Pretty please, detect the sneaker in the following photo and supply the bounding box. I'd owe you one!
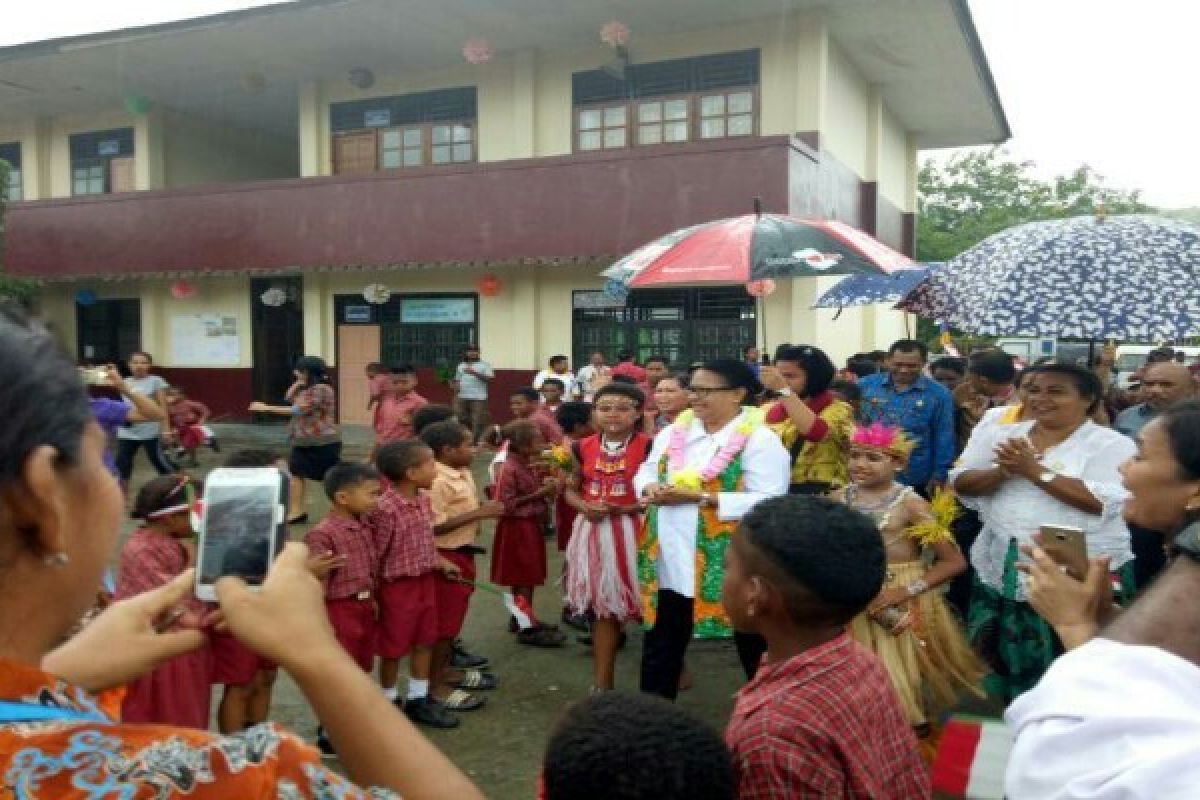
[316,730,337,759]
[402,696,461,729]
[516,625,567,648]
[450,640,489,669]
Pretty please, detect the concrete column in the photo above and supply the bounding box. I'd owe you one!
[866,88,884,181]
[511,49,537,158]
[794,19,828,134]
[298,80,323,177]
[302,273,328,360]
[135,109,166,190]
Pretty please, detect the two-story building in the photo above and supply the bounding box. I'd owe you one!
[0,0,1007,421]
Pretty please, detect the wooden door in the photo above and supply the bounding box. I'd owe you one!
[338,325,381,426]
[109,157,136,193]
[333,132,378,175]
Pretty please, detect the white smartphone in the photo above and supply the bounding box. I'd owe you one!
[195,467,289,602]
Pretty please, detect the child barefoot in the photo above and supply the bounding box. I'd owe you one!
[834,423,985,735]
[116,475,212,728]
[563,385,651,691]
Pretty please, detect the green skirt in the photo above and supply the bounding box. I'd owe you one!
[967,539,1135,703]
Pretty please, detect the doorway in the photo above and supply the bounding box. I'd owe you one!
[337,325,382,426]
[76,297,141,364]
[251,277,305,405]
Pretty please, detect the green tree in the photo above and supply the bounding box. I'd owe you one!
[915,147,1153,343]
[0,159,39,307]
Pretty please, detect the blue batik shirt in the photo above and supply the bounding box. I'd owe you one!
[858,372,956,488]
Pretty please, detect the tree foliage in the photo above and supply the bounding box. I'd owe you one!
[0,159,39,307]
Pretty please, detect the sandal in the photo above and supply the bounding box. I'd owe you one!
[516,626,566,648]
[440,689,486,712]
[452,669,498,691]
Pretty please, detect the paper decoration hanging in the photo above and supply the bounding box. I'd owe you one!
[746,279,777,298]
[74,288,98,307]
[260,287,287,307]
[600,21,631,48]
[478,274,502,297]
[363,283,391,304]
[169,280,198,300]
[462,38,495,65]
[123,95,153,115]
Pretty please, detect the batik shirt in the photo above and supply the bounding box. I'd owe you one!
[0,659,397,799]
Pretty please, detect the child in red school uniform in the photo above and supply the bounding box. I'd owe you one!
[116,474,212,729]
[491,420,566,647]
[303,461,383,755]
[374,364,429,450]
[372,439,464,729]
[554,401,596,632]
[163,386,217,465]
[563,384,652,691]
[366,361,391,427]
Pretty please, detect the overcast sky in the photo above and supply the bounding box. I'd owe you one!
[1,0,1195,208]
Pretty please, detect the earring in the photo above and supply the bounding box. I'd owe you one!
[43,552,69,568]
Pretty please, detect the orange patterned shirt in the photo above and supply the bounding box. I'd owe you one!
[0,658,397,799]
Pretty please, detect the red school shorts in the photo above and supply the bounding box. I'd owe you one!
[377,573,439,659]
[210,632,276,686]
[325,596,378,672]
[436,550,476,641]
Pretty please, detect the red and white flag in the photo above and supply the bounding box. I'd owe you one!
[931,716,1011,799]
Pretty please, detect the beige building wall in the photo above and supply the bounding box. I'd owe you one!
[162,110,298,188]
[878,106,910,209]
[821,42,870,179]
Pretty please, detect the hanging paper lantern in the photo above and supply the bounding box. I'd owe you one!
[478,274,502,297]
[603,278,629,300]
[348,67,375,90]
[746,279,777,298]
[363,283,391,304]
[462,38,495,65]
[260,287,287,307]
[123,94,153,115]
[240,71,267,94]
[74,288,98,307]
[600,21,631,48]
[169,279,197,300]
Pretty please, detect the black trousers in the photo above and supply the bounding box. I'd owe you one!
[115,437,174,482]
[639,590,694,700]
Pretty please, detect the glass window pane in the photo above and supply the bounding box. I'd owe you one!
[381,150,402,168]
[638,102,662,123]
[432,145,451,164]
[403,128,423,147]
[603,128,627,148]
[701,95,725,117]
[579,110,602,130]
[452,143,472,162]
[701,118,726,139]
[90,165,106,180]
[664,121,689,142]
[432,126,451,145]
[728,115,754,136]
[453,125,472,143]
[403,148,423,166]
[380,130,401,148]
[604,106,627,126]
[73,177,87,195]
[729,91,754,114]
[89,175,105,193]
[579,130,603,150]
[638,125,662,145]
[664,99,689,120]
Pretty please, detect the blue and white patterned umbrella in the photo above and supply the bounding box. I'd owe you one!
[897,215,1200,341]
[812,265,938,309]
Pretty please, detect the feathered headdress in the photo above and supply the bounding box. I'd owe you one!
[850,422,915,458]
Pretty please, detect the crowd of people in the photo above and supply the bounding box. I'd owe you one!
[5,299,1200,799]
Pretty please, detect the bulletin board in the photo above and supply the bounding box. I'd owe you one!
[170,314,241,366]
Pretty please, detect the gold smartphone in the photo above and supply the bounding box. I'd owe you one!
[1038,525,1088,580]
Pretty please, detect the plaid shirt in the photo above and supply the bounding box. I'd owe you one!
[374,391,429,443]
[369,490,438,580]
[304,513,377,600]
[726,634,929,799]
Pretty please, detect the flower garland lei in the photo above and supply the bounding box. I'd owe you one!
[667,407,766,491]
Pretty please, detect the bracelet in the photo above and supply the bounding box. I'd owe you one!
[905,579,929,597]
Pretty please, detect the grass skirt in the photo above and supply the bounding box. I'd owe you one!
[564,514,641,622]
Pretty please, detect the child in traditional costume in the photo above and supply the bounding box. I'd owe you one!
[834,423,985,740]
[563,385,652,692]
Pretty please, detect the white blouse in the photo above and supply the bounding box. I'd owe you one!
[950,419,1134,600]
[633,411,791,598]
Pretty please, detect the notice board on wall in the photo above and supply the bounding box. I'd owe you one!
[170,314,240,366]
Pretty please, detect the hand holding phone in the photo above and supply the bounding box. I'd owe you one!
[196,468,289,601]
[1036,524,1088,580]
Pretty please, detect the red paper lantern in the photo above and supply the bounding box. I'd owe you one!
[170,279,198,300]
[478,274,502,297]
[746,279,777,298]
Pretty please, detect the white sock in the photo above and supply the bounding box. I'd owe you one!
[382,687,399,701]
[407,678,429,701]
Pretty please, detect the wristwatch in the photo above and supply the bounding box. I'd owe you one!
[1037,469,1057,485]
[1174,521,1200,563]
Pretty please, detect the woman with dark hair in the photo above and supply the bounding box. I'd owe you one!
[760,344,855,496]
[951,363,1135,700]
[249,355,342,523]
[114,350,174,482]
[634,358,790,697]
[0,305,481,799]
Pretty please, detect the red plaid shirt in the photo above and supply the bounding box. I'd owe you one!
[369,490,438,580]
[726,634,929,800]
[116,528,209,616]
[304,513,377,600]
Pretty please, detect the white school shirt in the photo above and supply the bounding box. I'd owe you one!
[950,419,1134,600]
[633,411,790,598]
[532,369,575,400]
[1006,637,1200,799]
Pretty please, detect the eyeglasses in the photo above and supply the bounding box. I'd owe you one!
[688,385,736,398]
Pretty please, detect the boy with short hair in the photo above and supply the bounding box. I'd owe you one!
[304,461,384,754]
[722,495,929,799]
[421,420,505,709]
[510,386,564,445]
[372,439,463,729]
[366,361,391,421]
[375,364,429,448]
[539,378,566,414]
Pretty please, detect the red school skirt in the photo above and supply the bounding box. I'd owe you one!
[122,647,213,729]
[491,516,547,587]
[556,495,579,552]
